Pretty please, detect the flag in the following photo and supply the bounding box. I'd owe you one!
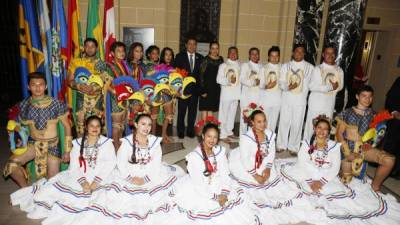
[38,0,52,95]
[18,0,45,98]
[51,0,68,100]
[86,0,104,60]
[66,0,83,107]
[103,0,116,62]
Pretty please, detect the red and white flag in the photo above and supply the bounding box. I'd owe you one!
[103,0,116,62]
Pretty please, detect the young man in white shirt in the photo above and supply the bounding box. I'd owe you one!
[239,47,263,134]
[277,44,314,154]
[259,46,281,132]
[303,45,343,141]
[217,46,241,142]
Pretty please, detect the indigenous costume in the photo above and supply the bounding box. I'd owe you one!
[68,57,108,136]
[281,139,400,225]
[216,59,241,139]
[239,61,262,134]
[128,60,145,83]
[277,59,314,152]
[71,134,184,225]
[259,62,282,132]
[304,62,344,141]
[171,145,261,225]
[229,105,311,225]
[10,136,116,225]
[3,96,70,181]
[337,108,395,183]
[105,59,132,136]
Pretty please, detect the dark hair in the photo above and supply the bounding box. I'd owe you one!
[292,43,306,52]
[228,46,238,57]
[79,116,103,168]
[249,110,265,124]
[28,72,47,84]
[308,118,331,155]
[268,46,280,56]
[356,85,374,96]
[127,42,144,63]
[209,41,219,49]
[129,114,152,164]
[186,36,197,44]
[160,47,175,64]
[248,47,260,55]
[323,43,337,55]
[84,38,98,48]
[110,41,126,53]
[145,45,160,61]
[200,123,220,177]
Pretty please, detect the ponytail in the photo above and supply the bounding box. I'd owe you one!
[129,128,138,164]
[79,127,88,172]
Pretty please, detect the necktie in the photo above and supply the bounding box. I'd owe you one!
[189,54,194,72]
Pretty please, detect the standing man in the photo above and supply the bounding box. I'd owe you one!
[217,46,241,142]
[384,77,400,177]
[239,47,263,134]
[304,45,343,141]
[67,38,107,137]
[259,46,282,132]
[174,37,203,138]
[3,72,72,187]
[277,44,314,154]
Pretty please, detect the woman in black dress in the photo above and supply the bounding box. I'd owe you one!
[199,41,224,120]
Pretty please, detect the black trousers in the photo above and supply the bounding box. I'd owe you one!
[384,119,400,173]
[177,94,198,136]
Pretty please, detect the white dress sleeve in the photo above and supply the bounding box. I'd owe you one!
[309,67,333,93]
[262,132,276,169]
[92,138,117,184]
[239,135,257,176]
[319,143,341,185]
[216,64,229,86]
[70,139,86,185]
[302,63,314,94]
[186,152,219,200]
[216,147,232,196]
[142,140,162,183]
[297,141,317,183]
[259,67,266,89]
[240,63,255,87]
[116,138,132,180]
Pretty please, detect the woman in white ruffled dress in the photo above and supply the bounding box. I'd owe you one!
[281,115,400,225]
[170,118,262,225]
[228,104,316,225]
[11,115,117,225]
[69,113,184,225]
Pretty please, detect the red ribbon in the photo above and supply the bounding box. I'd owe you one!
[79,156,87,173]
[252,128,263,169]
[204,159,215,173]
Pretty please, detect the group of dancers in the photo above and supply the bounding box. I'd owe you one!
[4,36,400,224]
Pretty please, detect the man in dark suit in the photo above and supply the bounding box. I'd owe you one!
[174,37,203,138]
[384,76,400,177]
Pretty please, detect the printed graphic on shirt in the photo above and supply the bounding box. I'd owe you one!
[224,65,239,86]
[321,67,341,96]
[287,68,304,94]
[264,68,279,91]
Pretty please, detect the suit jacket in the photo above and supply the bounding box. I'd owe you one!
[385,76,400,113]
[174,51,203,95]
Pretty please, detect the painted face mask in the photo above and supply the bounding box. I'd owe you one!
[181,76,196,99]
[362,110,393,147]
[169,72,183,96]
[153,70,170,85]
[74,67,91,85]
[113,76,140,108]
[153,83,173,106]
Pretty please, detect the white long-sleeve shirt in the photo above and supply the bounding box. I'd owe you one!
[259,63,282,107]
[240,61,263,103]
[279,60,314,106]
[308,62,344,111]
[70,135,117,185]
[217,59,241,101]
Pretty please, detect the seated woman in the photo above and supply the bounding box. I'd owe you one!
[282,115,400,224]
[71,113,184,225]
[229,103,313,225]
[170,116,261,225]
[10,116,116,225]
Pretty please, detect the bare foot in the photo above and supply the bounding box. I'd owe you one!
[276,148,285,153]
[228,135,239,140]
[289,150,298,156]
[222,138,231,144]
[371,184,381,192]
[162,135,173,144]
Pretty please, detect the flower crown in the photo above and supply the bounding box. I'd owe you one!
[195,116,221,136]
[242,103,264,124]
[312,114,332,127]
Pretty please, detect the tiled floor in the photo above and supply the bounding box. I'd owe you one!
[1,130,399,225]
